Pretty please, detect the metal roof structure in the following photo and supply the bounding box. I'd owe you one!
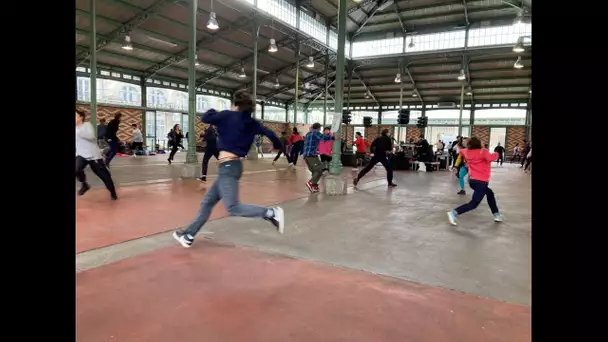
[75,0,532,107]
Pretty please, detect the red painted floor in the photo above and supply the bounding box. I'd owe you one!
[76,241,531,342]
[77,169,383,253]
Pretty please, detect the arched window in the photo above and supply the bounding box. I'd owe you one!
[119,86,139,104]
[147,88,167,108]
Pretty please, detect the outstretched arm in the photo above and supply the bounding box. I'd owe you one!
[484,149,499,162]
[200,109,222,124]
[254,122,282,150]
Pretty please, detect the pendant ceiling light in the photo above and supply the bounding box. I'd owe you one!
[514,56,524,69]
[268,38,278,53]
[457,69,466,81]
[122,35,133,50]
[239,66,246,78]
[207,1,219,30]
[513,37,525,53]
[306,56,315,68]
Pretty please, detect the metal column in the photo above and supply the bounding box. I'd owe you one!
[140,78,147,137]
[328,0,348,175]
[323,53,329,127]
[260,101,265,121]
[458,84,465,136]
[397,60,404,146]
[248,19,261,160]
[185,0,198,164]
[89,0,97,131]
[294,41,300,125]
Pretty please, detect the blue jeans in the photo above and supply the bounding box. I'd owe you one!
[184,159,269,237]
[105,140,119,165]
[454,179,499,215]
[458,166,469,190]
[290,142,303,165]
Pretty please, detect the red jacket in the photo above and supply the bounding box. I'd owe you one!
[460,148,499,183]
[354,137,369,153]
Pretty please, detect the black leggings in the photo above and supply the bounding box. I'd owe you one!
[273,149,290,163]
[76,156,117,195]
[356,154,393,185]
[201,148,219,177]
[169,145,179,161]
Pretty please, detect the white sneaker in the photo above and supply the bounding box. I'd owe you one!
[265,207,285,234]
[493,213,505,222]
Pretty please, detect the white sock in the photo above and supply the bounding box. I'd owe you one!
[266,208,275,218]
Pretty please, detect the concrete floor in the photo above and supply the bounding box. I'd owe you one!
[76,158,531,341]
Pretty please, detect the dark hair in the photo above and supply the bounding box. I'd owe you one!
[114,113,122,120]
[131,124,137,128]
[467,137,483,150]
[281,131,287,135]
[173,124,179,130]
[76,109,86,120]
[312,123,322,130]
[356,132,362,136]
[100,118,106,124]
[323,126,331,131]
[419,134,425,138]
[233,90,254,113]
[292,127,299,134]
[381,128,389,135]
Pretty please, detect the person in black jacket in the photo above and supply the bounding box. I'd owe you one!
[104,113,122,167]
[353,128,397,188]
[167,124,184,164]
[493,142,505,166]
[199,125,219,183]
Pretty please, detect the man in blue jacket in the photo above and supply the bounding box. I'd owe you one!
[173,90,285,248]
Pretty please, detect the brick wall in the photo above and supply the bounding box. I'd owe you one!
[472,126,490,146]
[76,104,142,142]
[505,126,526,155]
[406,126,421,142]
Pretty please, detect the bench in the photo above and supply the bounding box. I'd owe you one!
[412,161,441,171]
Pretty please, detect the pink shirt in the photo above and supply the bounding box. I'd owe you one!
[460,148,499,183]
[318,134,333,155]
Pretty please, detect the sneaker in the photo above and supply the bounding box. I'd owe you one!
[111,194,118,200]
[312,185,320,193]
[457,189,466,195]
[388,183,398,188]
[272,161,276,165]
[353,177,359,187]
[493,213,505,222]
[264,207,285,234]
[287,163,294,168]
[305,181,315,193]
[447,210,458,226]
[78,183,91,196]
[198,176,207,183]
[173,230,194,248]
[168,158,172,165]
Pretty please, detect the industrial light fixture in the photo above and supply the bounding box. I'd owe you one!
[238,66,246,78]
[122,35,133,50]
[408,38,415,48]
[394,73,401,83]
[513,10,524,27]
[268,38,278,52]
[465,86,473,96]
[306,56,315,68]
[195,57,200,66]
[529,89,532,94]
[514,56,524,69]
[365,91,370,99]
[513,37,525,53]
[274,77,280,88]
[207,1,219,30]
[412,91,418,97]
[457,69,466,81]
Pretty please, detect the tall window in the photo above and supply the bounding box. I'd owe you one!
[406,30,466,53]
[474,109,526,125]
[196,95,209,113]
[119,86,140,105]
[147,88,167,108]
[265,106,285,122]
[307,109,324,125]
[425,110,471,125]
[77,77,90,101]
[352,37,403,58]
[489,127,506,150]
[468,24,532,48]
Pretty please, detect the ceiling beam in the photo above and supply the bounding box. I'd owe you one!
[76,0,176,66]
[352,70,379,105]
[322,0,364,29]
[353,1,382,36]
[244,54,335,91]
[266,68,338,100]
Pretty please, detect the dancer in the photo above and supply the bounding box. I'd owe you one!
[287,127,304,168]
[318,126,333,172]
[173,90,285,248]
[167,124,184,164]
[354,132,369,167]
[272,131,291,165]
[130,124,143,158]
[453,137,469,195]
[510,143,520,163]
[75,109,118,200]
[255,135,264,158]
[353,128,397,188]
[301,123,336,193]
[493,142,505,166]
[199,125,219,183]
[446,137,504,226]
[104,113,122,167]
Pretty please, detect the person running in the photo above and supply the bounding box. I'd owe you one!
[354,132,369,167]
[272,131,291,165]
[287,127,304,168]
[104,113,122,167]
[130,124,144,158]
[493,142,505,166]
[446,137,504,226]
[75,109,118,200]
[199,125,219,183]
[511,143,520,163]
[167,124,184,164]
[318,126,333,172]
[301,123,336,193]
[255,135,264,158]
[173,90,285,248]
[353,128,397,188]
[520,140,531,168]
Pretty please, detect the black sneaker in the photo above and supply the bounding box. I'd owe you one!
[111,193,118,200]
[264,207,285,234]
[198,176,207,183]
[168,158,172,165]
[173,230,194,248]
[388,183,397,188]
[78,183,90,196]
[457,190,466,195]
[353,177,359,187]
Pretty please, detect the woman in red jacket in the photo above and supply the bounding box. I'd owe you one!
[447,137,504,225]
[287,127,304,167]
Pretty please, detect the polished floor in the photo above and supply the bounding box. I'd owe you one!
[76,156,531,341]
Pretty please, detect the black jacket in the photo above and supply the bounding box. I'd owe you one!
[106,119,120,141]
[168,129,184,145]
[371,135,393,156]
